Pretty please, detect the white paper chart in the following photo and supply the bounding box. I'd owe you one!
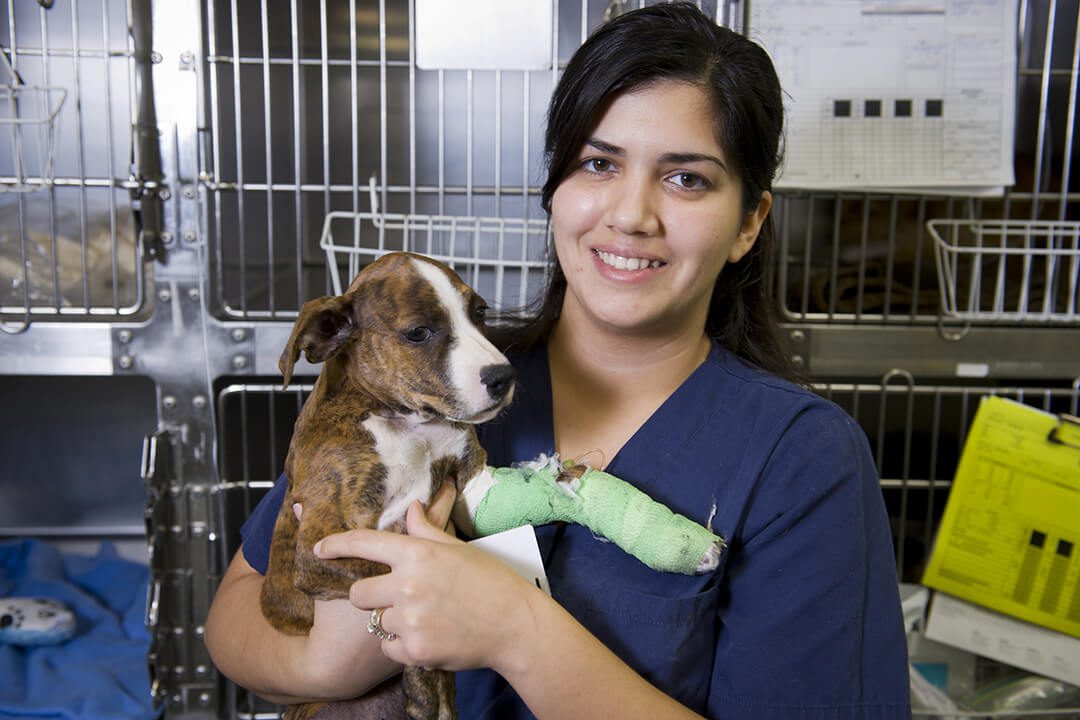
[749,0,1017,194]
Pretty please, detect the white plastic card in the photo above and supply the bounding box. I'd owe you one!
[468,525,551,596]
[415,0,553,71]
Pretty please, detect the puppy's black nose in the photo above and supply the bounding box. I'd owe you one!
[480,364,515,401]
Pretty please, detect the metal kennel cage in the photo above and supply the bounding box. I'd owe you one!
[0,0,1078,718]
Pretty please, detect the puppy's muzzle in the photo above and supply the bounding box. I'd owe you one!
[480,363,515,403]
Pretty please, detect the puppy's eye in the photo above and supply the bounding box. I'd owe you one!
[402,326,433,344]
[472,305,488,324]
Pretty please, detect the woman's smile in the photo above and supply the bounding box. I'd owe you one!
[592,248,666,273]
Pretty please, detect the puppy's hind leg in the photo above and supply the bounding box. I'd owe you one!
[403,666,456,720]
[293,498,390,599]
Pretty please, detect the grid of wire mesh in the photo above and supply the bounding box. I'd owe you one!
[0,0,144,321]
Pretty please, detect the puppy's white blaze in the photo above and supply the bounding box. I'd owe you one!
[364,414,469,530]
[411,258,509,418]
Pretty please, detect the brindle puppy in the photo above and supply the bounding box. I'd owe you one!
[261,252,515,720]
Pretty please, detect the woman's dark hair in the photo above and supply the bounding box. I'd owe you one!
[495,1,801,383]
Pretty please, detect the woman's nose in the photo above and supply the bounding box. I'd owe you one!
[605,172,660,237]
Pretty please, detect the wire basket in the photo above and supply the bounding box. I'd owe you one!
[319,180,552,310]
[0,51,66,193]
[927,219,1080,324]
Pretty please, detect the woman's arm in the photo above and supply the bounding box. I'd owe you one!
[315,502,706,720]
[204,550,398,704]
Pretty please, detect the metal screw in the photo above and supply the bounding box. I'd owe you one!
[160,231,174,246]
[790,329,806,343]
[158,288,172,303]
[199,692,211,706]
[231,328,247,342]
[181,184,196,199]
[791,354,805,368]
[118,354,134,369]
[157,187,171,201]
[232,355,248,370]
[179,50,195,66]
[192,395,207,409]
[117,329,132,344]
[150,51,163,64]
[162,395,177,409]
[182,230,196,244]
[188,287,200,301]
[194,625,205,637]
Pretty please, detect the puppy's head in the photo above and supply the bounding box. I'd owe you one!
[280,252,515,423]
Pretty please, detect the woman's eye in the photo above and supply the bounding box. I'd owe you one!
[402,326,433,343]
[669,172,708,190]
[582,157,613,174]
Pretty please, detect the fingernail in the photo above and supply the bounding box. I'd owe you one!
[313,540,322,556]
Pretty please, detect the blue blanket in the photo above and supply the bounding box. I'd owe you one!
[0,539,159,720]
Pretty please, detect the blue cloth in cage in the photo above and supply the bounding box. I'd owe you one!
[0,538,159,720]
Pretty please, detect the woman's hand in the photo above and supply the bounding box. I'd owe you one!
[281,480,463,697]
[313,490,541,675]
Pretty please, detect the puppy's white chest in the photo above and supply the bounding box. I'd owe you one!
[362,415,469,529]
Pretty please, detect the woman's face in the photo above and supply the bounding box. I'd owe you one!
[550,80,770,340]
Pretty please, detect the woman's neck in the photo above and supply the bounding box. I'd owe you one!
[545,311,711,467]
[547,309,711,393]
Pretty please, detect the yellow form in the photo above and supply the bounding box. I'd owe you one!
[922,396,1080,639]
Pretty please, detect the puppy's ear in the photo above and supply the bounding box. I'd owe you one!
[279,295,356,386]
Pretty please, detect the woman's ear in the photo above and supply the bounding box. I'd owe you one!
[728,191,773,264]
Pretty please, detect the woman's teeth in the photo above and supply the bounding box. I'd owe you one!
[595,250,663,271]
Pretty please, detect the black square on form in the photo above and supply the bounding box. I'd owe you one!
[926,99,944,117]
[895,99,912,117]
[834,99,851,117]
[865,99,882,117]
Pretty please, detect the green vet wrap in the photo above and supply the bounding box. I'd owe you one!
[469,462,724,575]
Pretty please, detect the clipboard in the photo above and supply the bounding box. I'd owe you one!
[922,396,1080,639]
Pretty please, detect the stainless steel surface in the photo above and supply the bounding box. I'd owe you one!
[795,323,1080,379]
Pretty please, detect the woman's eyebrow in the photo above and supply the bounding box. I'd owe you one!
[584,137,624,156]
[660,151,728,173]
[584,137,728,173]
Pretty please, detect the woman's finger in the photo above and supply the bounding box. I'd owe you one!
[348,572,399,612]
[405,500,465,543]
[426,480,457,530]
[314,528,407,564]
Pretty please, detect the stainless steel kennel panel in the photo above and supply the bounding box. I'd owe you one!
[0,0,155,325]
[199,0,726,320]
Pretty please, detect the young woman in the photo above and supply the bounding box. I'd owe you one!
[205,4,912,718]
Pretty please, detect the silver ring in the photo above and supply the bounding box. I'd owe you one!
[366,607,398,641]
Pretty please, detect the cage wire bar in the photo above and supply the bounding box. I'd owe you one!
[0,0,1078,717]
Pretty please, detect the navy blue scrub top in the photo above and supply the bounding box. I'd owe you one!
[241,342,912,719]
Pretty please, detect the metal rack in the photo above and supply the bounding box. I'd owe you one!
[1,0,1078,717]
[0,48,66,193]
